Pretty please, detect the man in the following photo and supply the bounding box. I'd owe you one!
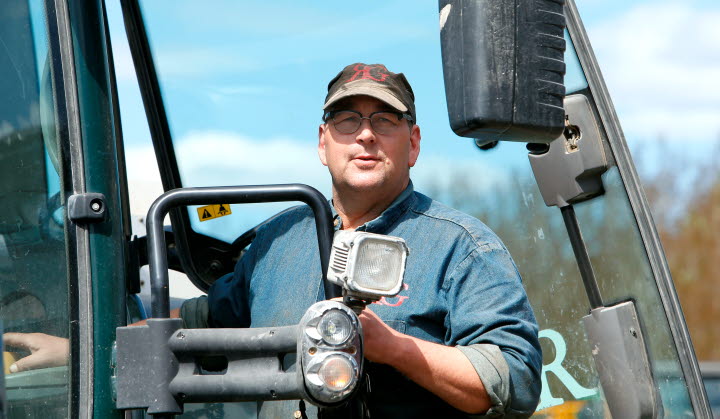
[181,63,542,418]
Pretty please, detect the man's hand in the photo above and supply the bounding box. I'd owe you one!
[357,306,492,414]
[355,305,402,362]
[3,333,69,373]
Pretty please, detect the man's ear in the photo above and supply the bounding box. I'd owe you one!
[408,124,421,167]
[318,124,328,166]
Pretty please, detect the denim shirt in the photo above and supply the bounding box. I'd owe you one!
[203,182,541,418]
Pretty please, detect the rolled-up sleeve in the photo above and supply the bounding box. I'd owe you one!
[457,343,510,418]
[446,245,542,417]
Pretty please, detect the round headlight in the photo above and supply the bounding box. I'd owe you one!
[316,309,353,345]
[318,355,355,392]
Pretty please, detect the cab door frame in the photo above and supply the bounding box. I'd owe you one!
[50,0,133,417]
[49,0,93,417]
[565,0,711,414]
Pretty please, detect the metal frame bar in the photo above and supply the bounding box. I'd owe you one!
[560,205,603,309]
[169,326,301,403]
[146,184,338,318]
[564,0,711,415]
[52,0,93,417]
[101,0,132,241]
[116,320,303,415]
[118,0,218,291]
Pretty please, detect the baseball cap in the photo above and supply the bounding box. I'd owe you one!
[323,63,416,122]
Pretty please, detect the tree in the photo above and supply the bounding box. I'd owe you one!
[637,140,720,360]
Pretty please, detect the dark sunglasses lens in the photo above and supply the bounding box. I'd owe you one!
[333,112,362,134]
[331,111,404,135]
[370,113,401,134]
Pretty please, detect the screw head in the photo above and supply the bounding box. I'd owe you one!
[90,199,103,212]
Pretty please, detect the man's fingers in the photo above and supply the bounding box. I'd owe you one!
[7,348,69,373]
[3,333,70,373]
[8,352,47,373]
[2,333,34,351]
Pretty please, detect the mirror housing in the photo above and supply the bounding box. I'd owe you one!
[440,0,567,144]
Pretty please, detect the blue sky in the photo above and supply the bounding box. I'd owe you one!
[104,0,720,240]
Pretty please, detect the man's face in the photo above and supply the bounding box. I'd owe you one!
[318,96,421,198]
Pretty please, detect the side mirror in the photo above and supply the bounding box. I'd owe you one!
[439,0,567,144]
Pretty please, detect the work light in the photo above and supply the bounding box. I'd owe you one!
[317,354,356,391]
[327,231,408,301]
[298,300,363,405]
[317,309,353,346]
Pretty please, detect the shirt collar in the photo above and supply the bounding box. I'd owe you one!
[332,180,415,233]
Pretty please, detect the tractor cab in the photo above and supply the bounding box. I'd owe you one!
[0,0,712,417]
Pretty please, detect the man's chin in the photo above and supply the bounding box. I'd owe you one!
[345,180,384,192]
[335,176,407,197]
[335,176,385,193]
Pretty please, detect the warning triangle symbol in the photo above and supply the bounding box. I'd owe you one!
[218,204,227,215]
[202,209,212,219]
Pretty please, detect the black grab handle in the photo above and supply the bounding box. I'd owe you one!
[146,184,339,318]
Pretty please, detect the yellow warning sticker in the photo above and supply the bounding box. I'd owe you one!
[197,204,232,222]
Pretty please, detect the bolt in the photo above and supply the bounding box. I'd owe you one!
[630,327,638,338]
[90,200,103,212]
[177,332,185,339]
[210,261,222,272]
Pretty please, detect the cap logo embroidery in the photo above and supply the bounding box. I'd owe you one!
[346,64,390,83]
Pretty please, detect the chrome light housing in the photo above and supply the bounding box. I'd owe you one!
[316,308,354,345]
[298,300,363,406]
[327,231,408,301]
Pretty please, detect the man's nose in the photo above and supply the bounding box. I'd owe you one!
[356,119,376,143]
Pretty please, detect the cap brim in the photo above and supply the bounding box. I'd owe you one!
[323,84,408,113]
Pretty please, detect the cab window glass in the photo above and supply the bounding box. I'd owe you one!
[114,1,697,416]
[0,0,71,417]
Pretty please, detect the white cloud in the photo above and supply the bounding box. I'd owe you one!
[205,85,278,104]
[413,154,507,190]
[155,48,262,78]
[124,145,164,218]
[124,131,331,219]
[586,3,720,142]
[111,39,136,82]
[173,131,329,189]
